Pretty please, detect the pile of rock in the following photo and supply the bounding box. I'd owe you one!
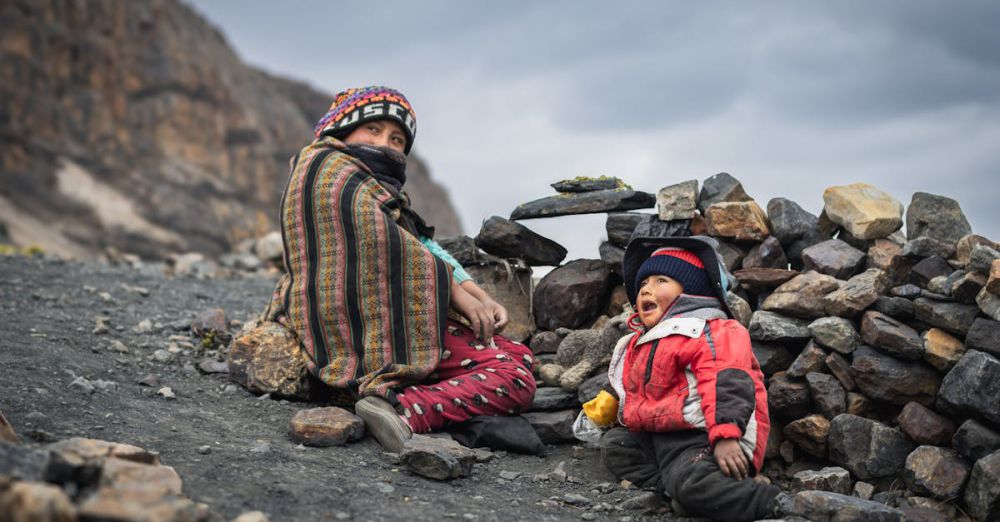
[479,175,999,521]
[0,426,266,521]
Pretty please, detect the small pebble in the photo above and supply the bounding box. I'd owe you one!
[157,387,176,399]
[197,445,212,455]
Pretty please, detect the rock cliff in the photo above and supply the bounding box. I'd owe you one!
[0,0,461,259]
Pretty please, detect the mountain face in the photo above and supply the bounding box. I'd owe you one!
[0,0,461,259]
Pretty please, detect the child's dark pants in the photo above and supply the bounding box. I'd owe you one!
[599,427,779,522]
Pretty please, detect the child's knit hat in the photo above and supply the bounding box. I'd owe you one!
[314,86,417,154]
[635,247,714,297]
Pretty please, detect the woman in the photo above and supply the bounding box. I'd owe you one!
[264,86,536,452]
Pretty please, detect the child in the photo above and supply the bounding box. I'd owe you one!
[584,236,785,521]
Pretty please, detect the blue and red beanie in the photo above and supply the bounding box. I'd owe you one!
[314,86,417,154]
[635,247,714,297]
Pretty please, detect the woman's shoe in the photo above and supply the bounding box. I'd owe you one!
[355,396,412,453]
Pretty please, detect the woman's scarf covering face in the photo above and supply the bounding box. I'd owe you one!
[263,137,452,401]
[342,143,407,192]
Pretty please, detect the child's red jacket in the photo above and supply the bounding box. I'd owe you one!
[608,313,770,472]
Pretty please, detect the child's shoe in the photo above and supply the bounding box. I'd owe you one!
[355,396,412,453]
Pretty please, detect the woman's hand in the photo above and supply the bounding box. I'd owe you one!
[479,296,509,332]
[450,280,494,341]
[714,438,749,480]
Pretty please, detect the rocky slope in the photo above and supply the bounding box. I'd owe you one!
[0,0,461,260]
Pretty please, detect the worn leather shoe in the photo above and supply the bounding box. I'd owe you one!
[355,396,412,453]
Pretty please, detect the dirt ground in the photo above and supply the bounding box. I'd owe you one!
[0,255,685,521]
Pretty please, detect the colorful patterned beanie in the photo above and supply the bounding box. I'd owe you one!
[635,247,714,297]
[314,86,416,154]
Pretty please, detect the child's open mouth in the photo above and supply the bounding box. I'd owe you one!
[640,301,657,313]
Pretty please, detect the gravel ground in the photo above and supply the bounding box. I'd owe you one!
[0,255,683,521]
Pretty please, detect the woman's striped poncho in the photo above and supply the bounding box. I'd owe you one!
[264,137,452,401]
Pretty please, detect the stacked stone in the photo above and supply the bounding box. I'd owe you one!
[506,175,1000,520]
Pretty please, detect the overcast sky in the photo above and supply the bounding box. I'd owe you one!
[188,0,1000,263]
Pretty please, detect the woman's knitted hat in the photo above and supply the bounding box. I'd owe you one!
[314,86,417,154]
[635,247,714,297]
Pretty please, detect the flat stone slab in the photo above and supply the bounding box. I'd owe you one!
[852,346,940,406]
[399,434,476,480]
[551,177,625,193]
[529,387,579,412]
[510,189,655,220]
[792,466,851,495]
[732,268,799,289]
[788,490,904,522]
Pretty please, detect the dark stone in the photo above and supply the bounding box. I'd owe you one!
[828,414,915,480]
[716,241,747,272]
[936,350,1000,426]
[522,410,576,443]
[801,239,866,280]
[697,172,752,212]
[732,268,798,290]
[964,450,1000,522]
[598,242,624,272]
[191,307,229,344]
[466,262,536,342]
[897,402,955,446]
[533,259,613,331]
[742,236,788,269]
[0,440,48,482]
[529,387,579,412]
[903,446,970,499]
[762,272,841,319]
[628,214,692,242]
[551,177,623,193]
[966,318,1000,359]
[768,373,813,420]
[577,373,609,404]
[787,341,828,378]
[792,467,852,495]
[906,192,972,244]
[752,342,796,376]
[510,189,655,220]
[528,331,562,355]
[789,491,904,521]
[787,229,833,270]
[968,243,1000,275]
[913,297,979,336]
[909,256,953,287]
[809,316,860,355]
[605,212,648,247]
[837,228,874,253]
[901,237,956,260]
[825,352,857,391]
[475,216,567,266]
[749,311,812,342]
[951,271,987,303]
[767,197,819,246]
[851,346,941,406]
[953,420,1000,463]
[859,310,923,360]
[437,235,488,266]
[873,297,915,322]
[807,372,846,419]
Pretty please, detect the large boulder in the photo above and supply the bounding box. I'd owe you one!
[533,259,612,331]
[748,311,811,342]
[851,346,940,406]
[808,316,860,355]
[823,269,890,318]
[912,298,979,336]
[936,350,1000,426]
[828,414,915,480]
[474,216,566,266]
[767,197,819,246]
[859,310,923,360]
[903,446,970,499]
[801,239,866,280]
[906,192,972,244]
[656,179,698,221]
[697,172,752,212]
[466,261,535,343]
[953,420,1000,463]
[822,183,903,240]
[704,201,770,242]
[762,272,841,319]
[965,317,1000,359]
[227,320,313,400]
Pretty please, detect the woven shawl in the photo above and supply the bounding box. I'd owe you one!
[264,137,452,400]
